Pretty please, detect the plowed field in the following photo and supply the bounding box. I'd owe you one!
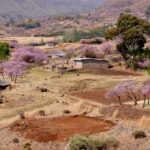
[10,115,115,142]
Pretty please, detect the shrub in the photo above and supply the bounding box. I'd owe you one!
[132,131,147,139]
[69,136,95,150]
[94,137,119,150]
[63,27,107,43]
[23,141,31,150]
[13,138,19,143]
[63,110,71,114]
[0,42,10,60]
[19,111,25,119]
[68,136,119,150]
[16,19,41,29]
[38,110,45,116]
[80,38,103,44]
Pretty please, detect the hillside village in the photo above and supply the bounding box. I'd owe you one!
[0,0,149,150]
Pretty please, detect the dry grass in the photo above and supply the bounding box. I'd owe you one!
[0,36,61,45]
[0,65,149,126]
[136,116,150,130]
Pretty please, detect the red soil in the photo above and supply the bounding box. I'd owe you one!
[71,88,141,105]
[10,115,115,143]
[79,68,141,76]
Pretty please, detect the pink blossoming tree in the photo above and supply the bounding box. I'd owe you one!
[12,47,48,64]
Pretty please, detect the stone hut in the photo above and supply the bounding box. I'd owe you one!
[73,58,109,70]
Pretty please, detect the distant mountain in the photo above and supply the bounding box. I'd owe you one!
[0,0,105,22]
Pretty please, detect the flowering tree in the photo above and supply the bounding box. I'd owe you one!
[12,47,48,64]
[138,60,149,69]
[105,89,122,105]
[1,60,28,83]
[106,80,137,105]
[140,84,150,107]
[120,81,138,105]
[9,40,21,49]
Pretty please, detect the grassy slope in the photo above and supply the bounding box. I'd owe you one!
[0,0,104,22]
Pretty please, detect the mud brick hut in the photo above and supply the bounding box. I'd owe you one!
[73,58,109,70]
[0,80,10,90]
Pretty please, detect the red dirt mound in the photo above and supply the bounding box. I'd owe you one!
[10,115,115,143]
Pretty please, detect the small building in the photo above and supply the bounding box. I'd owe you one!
[47,50,66,59]
[73,58,109,70]
[0,80,10,90]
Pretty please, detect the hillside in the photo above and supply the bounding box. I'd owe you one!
[95,0,150,24]
[0,0,104,22]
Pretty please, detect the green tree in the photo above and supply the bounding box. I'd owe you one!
[0,42,10,60]
[106,13,150,69]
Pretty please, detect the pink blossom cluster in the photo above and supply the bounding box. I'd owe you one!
[0,60,28,82]
[106,79,150,107]
[106,80,136,98]
[9,40,21,49]
[12,47,48,64]
[0,46,48,82]
[140,85,150,96]
[138,60,149,68]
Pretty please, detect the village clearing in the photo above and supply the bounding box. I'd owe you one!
[0,65,149,149]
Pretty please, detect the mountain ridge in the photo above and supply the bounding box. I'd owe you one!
[0,0,105,22]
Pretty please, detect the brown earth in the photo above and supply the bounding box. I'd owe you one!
[71,88,142,105]
[79,68,141,76]
[102,105,150,120]
[10,115,115,143]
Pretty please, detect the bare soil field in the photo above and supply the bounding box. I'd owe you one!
[10,115,115,143]
[79,68,141,76]
[102,105,150,120]
[71,88,142,105]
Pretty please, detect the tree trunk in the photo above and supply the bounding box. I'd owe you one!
[148,99,150,105]
[129,90,138,105]
[143,95,146,108]
[117,95,122,105]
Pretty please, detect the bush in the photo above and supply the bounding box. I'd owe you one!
[23,141,31,150]
[0,42,10,60]
[63,110,71,114]
[16,19,41,29]
[132,131,147,139]
[19,111,25,119]
[69,136,95,150]
[80,38,103,44]
[94,137,119,150]
[63,27,107,43]
[13,138,19,143]
[38,110,45,116]
[68,136,119,150]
